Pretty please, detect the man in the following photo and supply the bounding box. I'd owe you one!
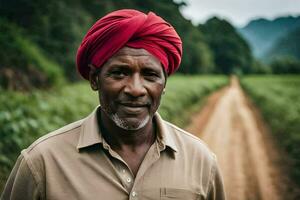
[1,9,225,200]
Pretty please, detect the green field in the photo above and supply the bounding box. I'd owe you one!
[241,75,300,185]
[0,75,228,189]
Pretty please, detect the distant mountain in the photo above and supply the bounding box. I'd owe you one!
[265,26,300,60]
[238,16,300,58]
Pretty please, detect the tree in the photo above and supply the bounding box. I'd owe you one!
[200,17,253,74]
[270,56,300,74]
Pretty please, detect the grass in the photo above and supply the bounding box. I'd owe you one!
[241,75,300,185]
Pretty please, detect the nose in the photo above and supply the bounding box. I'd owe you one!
[124,74,147,97]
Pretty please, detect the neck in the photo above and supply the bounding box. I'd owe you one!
[98,109,156,150]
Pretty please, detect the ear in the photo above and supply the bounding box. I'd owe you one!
[88,64,99,91]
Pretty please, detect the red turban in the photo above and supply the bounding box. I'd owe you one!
[76,9,182,80]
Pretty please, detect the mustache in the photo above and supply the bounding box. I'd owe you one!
[117,100,151,107]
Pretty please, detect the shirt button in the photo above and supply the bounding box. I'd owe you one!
[126,177,132,183]
[122,169,126,173]
[132,191,137,197]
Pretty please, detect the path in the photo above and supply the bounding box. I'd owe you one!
[186,77,299,200]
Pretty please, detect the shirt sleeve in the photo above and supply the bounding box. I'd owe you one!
[207,156,226,200]
[1,153,41,200]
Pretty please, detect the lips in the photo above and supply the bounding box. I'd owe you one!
[119,102,148,107]
[118,102,149,114]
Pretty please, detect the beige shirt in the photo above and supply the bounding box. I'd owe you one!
[1,107,225,200]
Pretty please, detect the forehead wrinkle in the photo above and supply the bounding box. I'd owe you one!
[107,55,137,67]
[108,54,161,68]
[109,47,162,66]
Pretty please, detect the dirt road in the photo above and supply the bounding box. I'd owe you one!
[186,77,299,200]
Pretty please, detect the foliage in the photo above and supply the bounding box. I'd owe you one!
[270,57,300,74]
[200,17,253,75]
[0,0,218,88]
[179,27,215,74]
[0,83,98,188]
[251,60,272,74]
[241,75,300,185]
[0,19,64,90]
[0,75,228,189]
[0,0,92,81]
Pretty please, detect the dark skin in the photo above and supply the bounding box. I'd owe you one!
[89,47,166,176]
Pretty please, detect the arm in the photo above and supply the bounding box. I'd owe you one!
[1,153,41,200]
[207,156,226,200]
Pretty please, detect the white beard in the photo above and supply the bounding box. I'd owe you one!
[101,106,150,130]
[110,113,150,130]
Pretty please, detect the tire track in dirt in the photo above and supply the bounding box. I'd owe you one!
[186,76,299,200]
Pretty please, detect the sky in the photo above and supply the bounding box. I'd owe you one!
[179,0,300,27]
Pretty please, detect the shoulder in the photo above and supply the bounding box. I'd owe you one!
[22,119,84,160]
[12,119,85,193]
[163,120,217,162]
[165,120,211,148]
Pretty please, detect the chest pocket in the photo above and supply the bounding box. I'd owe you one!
[160,188,204,200]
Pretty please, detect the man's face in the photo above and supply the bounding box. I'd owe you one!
[91,47,166,130]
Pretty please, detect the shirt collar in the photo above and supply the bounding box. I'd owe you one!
[77,106,178,153]
[154,113,178,152]
[77,106,103,150]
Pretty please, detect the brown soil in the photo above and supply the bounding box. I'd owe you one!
[186,76,300,200]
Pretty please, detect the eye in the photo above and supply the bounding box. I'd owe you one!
[143,70,161,81]
[108,69,128,79]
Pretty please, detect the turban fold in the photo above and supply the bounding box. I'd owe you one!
[76,9,182,80]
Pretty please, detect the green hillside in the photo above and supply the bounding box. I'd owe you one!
[266,26,300,60]
[0,0,253,90]
[0,19,65,90]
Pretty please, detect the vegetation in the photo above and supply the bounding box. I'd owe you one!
[250,56,300,74]
[0,19,64,90]
[266,26,300,61]
[0,75,228,190]
[270,57,300,74]
[199,17,253,74]
[241,75,300,185]
[1,0,249,90]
